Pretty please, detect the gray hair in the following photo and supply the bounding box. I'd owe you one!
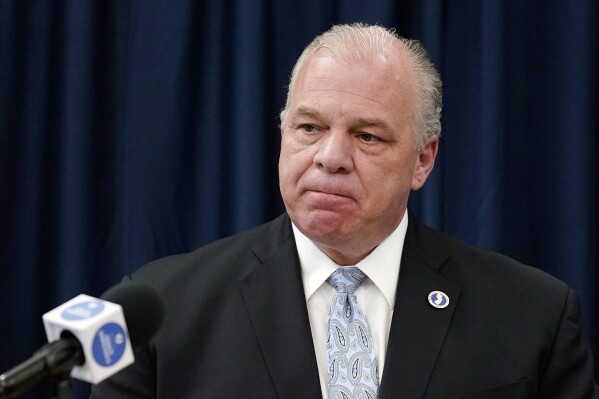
[280,23,443,150]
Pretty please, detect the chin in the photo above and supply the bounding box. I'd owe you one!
[293,209,355,243]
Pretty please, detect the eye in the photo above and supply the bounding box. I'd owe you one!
[358,133,379,143]
[299,124,317,133]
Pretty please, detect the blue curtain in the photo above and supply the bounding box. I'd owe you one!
[1,1,596,397]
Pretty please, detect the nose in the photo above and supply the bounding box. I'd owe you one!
[313,130,354,173]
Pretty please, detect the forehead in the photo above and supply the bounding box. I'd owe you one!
[290,53,416,126]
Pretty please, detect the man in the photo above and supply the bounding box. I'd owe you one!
[92,24,598,398]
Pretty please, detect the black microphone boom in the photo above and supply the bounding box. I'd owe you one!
[0,282,164,398]
[0,335,83,398]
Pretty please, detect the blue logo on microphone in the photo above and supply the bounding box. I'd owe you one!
[92,322,128,367]
[61,301,105,320]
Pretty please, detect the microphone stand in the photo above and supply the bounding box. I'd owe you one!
[52,372,74,399]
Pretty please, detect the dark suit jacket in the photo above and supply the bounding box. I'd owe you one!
[91,213,598,398]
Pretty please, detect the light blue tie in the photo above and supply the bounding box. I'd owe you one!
[327,267,379,399]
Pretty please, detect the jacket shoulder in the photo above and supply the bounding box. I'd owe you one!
[130,213,292,292]
[411,217,569,295]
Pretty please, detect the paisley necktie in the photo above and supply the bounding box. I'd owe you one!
[327,267,379,399]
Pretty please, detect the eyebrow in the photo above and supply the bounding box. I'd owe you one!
[354,118,391,131]
[292,106,392,130]
[292,106,327,121]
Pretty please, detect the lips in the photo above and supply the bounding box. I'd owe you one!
[303,190,354,210]
[298,174,360,202]
[304,188,354,199]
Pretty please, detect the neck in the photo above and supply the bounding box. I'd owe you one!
[315,238,384,265]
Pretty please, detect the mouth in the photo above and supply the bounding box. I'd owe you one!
[303,190,357,208]
[305,189,353,199]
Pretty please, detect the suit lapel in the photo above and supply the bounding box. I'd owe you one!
[239,215,322,399]
[379,215,461,398]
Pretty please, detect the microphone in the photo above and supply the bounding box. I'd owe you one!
[0,281,164,398]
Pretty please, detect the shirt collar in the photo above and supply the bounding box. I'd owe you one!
[293,210,408,309]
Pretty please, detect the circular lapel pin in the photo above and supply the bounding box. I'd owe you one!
[428,291,449,309]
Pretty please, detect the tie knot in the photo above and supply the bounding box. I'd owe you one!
[327,267,366,294]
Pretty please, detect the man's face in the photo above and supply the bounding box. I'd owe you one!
[279,51,437,264]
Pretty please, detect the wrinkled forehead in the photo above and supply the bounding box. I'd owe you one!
[288,54,417,130]
[299,39,415,87]
[293,47,417,107]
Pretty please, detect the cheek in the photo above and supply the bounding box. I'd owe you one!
[361,157,415,200]
[279,145,310,194]
[280,139,313,177]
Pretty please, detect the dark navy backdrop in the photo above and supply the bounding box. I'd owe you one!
[1,1,597,398]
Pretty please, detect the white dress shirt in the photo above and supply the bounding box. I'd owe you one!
[292,211,408,399]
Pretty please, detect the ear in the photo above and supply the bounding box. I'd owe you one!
[411,135,439,190]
